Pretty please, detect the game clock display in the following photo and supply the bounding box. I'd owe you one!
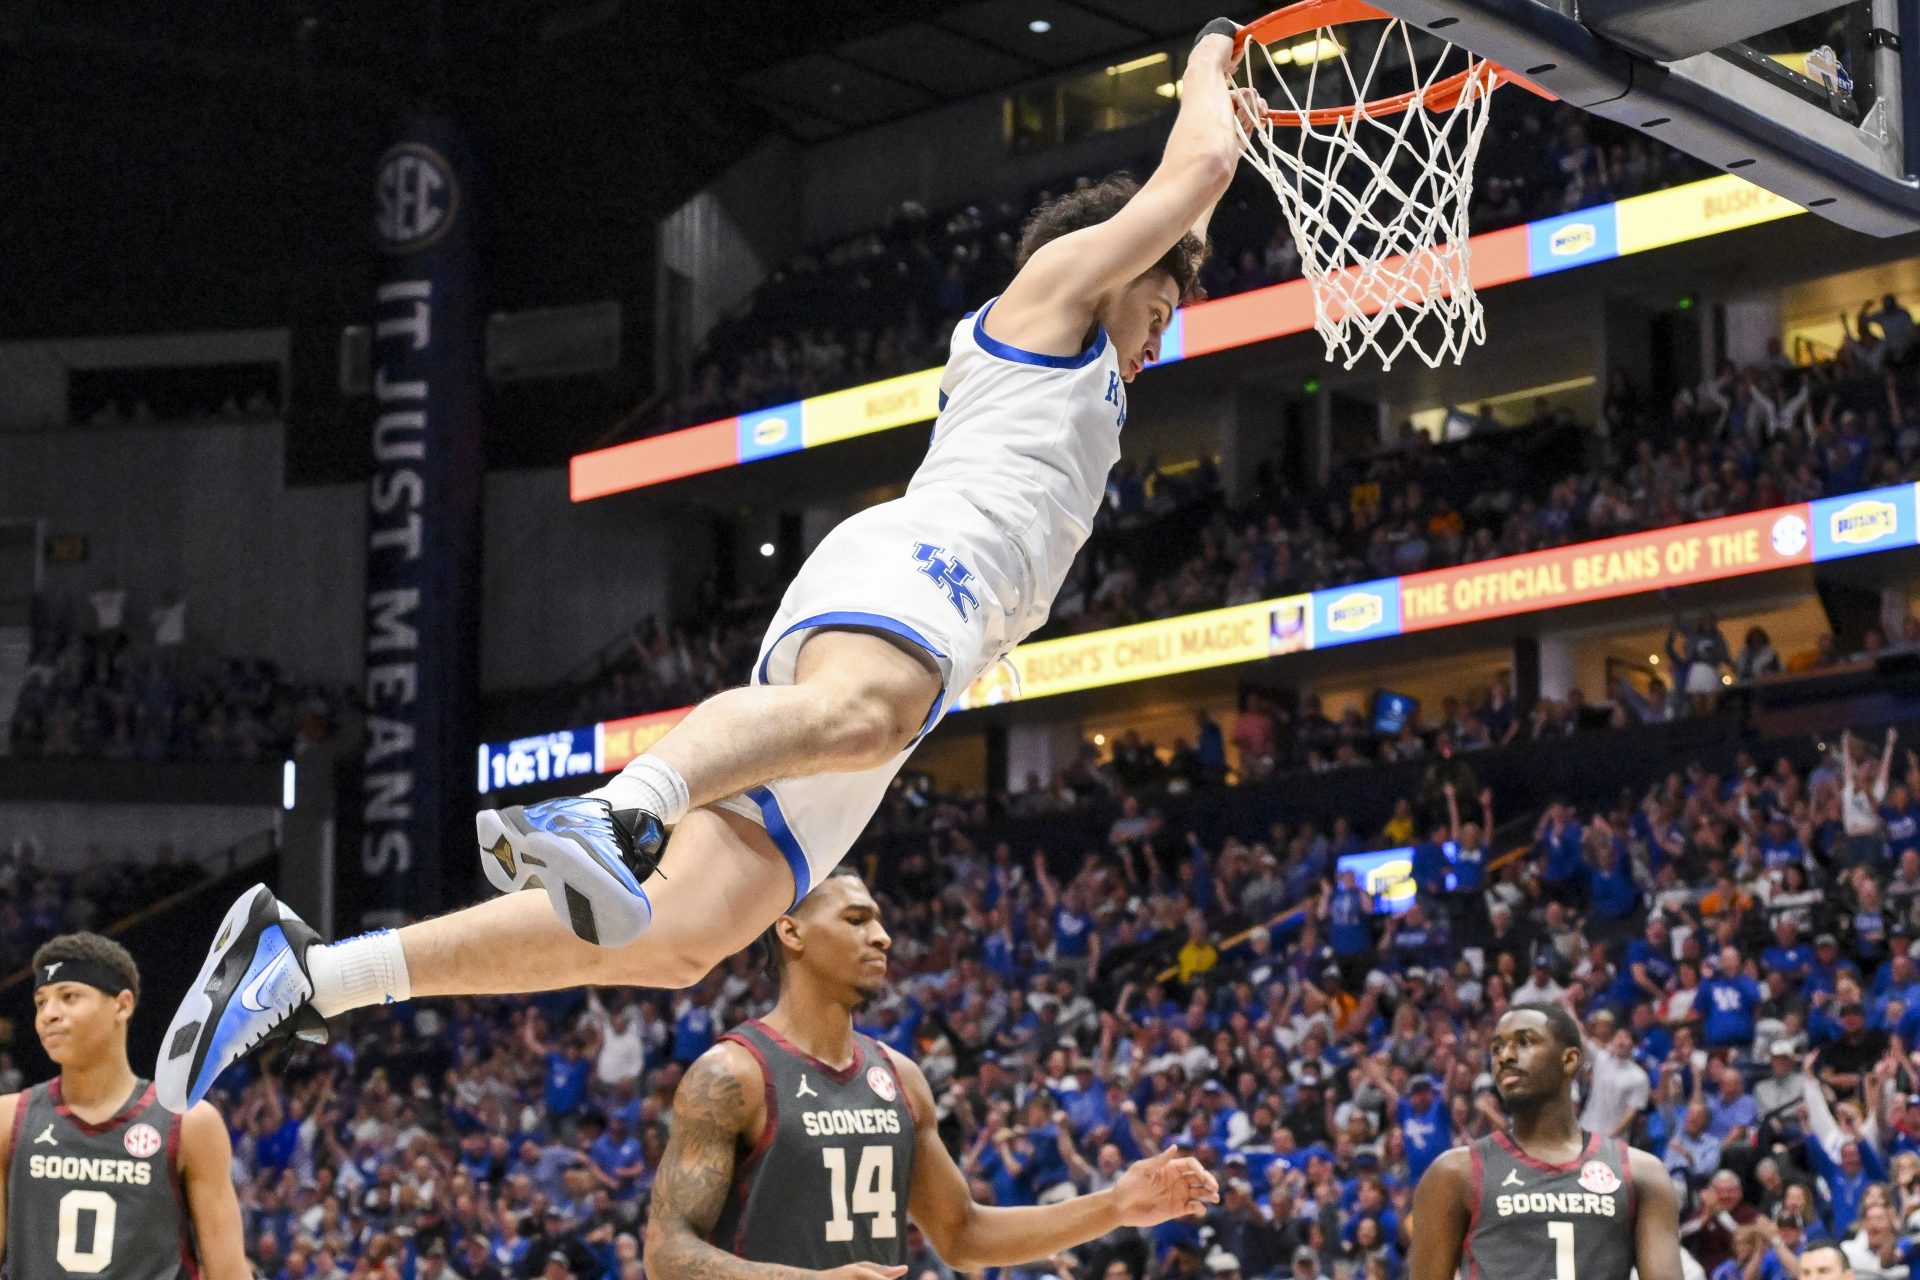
[477,729,598,794]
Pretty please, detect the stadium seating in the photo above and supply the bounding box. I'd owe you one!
[119,698,1909,1280]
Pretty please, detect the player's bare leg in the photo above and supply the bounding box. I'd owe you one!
[402,807,794,995]
[628,629,941,810]
[476,627,941,946]
[158,805,802,1110]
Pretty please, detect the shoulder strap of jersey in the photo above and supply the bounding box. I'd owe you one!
[1615,1136,1636,1221]
[716,1023,779,1164]
[1466,1136,1486,1227]
[2,1085,35,1181]
[721,1020,776,1058]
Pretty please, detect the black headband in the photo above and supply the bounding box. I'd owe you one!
[34,958,131,998]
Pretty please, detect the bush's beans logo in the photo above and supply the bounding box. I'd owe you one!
[1327,592,1384,634]
[1771,513,1809,557]
[1830,499,1898,546]
[1577,1160,1621,1195]
[376,144,459,255]
[1550,223,1597,257]
[867,1066,898,1102]
[124,1123,162,1159]
[753,415,792,447]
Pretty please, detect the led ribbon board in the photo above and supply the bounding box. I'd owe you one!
[479,483,1917,791]
[571,176,1803,500]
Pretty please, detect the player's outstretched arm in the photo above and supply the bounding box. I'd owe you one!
[990,23,1245,350]
[1628,1148,1685,1280]
[646,1043,904,1280]
[180,1101,251,1280]
[892,1050,1216,1269]
[1405,1148,1473,1280]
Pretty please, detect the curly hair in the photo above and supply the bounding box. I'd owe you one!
[1017,173,1209,303]
[33,932,140,1003]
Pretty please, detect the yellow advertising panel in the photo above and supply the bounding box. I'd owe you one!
[801,368,945,447]
[957,595,1312,710]
[1615,174,1803,256]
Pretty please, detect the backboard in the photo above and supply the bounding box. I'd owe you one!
[1362,0,1920,235]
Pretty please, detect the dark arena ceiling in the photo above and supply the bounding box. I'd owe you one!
[4,1,1234,337]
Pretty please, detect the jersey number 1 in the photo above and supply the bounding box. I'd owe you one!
[822,1145,898,1242]
[57,1188,118,1274]
[1548,1220,1575,1280]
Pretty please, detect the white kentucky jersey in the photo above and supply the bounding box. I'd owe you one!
[909,297,1124,635]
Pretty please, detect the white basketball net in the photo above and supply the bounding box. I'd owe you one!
[1235,17,1502,370]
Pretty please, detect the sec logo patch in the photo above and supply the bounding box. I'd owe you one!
[867,1066,897,1102]
[1578,1159,1620,1195]
[125,1123,162,1159]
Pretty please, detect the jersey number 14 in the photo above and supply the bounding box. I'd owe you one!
[822,1145,899,1242]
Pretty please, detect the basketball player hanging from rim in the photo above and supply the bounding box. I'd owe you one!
[156,18,1266,1111]
[2,934,249,1279]
[1407,1004,1683,1280]
[648,868,1218,1280]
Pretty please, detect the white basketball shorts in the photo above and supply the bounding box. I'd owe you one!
[712,488,1028,905]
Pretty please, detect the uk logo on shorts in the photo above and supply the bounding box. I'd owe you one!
[124,1123,162,1159]
[912,543,979,621]
[867,1066,898,1102]
[1577,1160,1621,1195]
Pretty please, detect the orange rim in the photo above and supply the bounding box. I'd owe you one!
[1232,0,1554,127]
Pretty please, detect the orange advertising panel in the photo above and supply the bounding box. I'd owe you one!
[1466,225,1532,289]
[1398,505,1815,631]
[598,707,692,771]
[570,420,738,501]
[1182,277,1318,357]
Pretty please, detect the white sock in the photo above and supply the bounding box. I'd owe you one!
[588,754,690,826]
[307,930,412,1018]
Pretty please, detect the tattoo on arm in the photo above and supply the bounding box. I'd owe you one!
[645,1055,811,1280]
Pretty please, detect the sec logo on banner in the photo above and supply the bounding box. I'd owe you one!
[376,143,460,254]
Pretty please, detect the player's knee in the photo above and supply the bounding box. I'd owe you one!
[830,690,917,768]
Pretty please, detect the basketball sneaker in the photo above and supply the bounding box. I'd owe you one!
[156,885,328,1113]
[474,797,665,947]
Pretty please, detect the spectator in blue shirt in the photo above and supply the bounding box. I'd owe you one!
[1762,918,1815,984]
[585,1113,645,1202]
[1757,816,1808,873]
[1585,830,1641,929]
[1324,871,1374,981]
[1705,1065,1758,1145]
[1804,934,1853,1001]
[671,993,719,1065]
[1535,801,1586,905]
[522,1020,593,1120]
[1614,917,1677,1013]
[1663,1102,1723,1194]
[1698,947,1763,1049]
[1390,1069,1451,1182]
[1883,780,1920,858]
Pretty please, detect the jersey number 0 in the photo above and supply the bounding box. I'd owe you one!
[822,1145,898,1242]
[57,1188,118,1274]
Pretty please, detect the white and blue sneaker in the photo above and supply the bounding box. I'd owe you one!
[156,885,327,1113]
[475,797,664,947]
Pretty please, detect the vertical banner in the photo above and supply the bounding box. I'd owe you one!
[356,117,483,928]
